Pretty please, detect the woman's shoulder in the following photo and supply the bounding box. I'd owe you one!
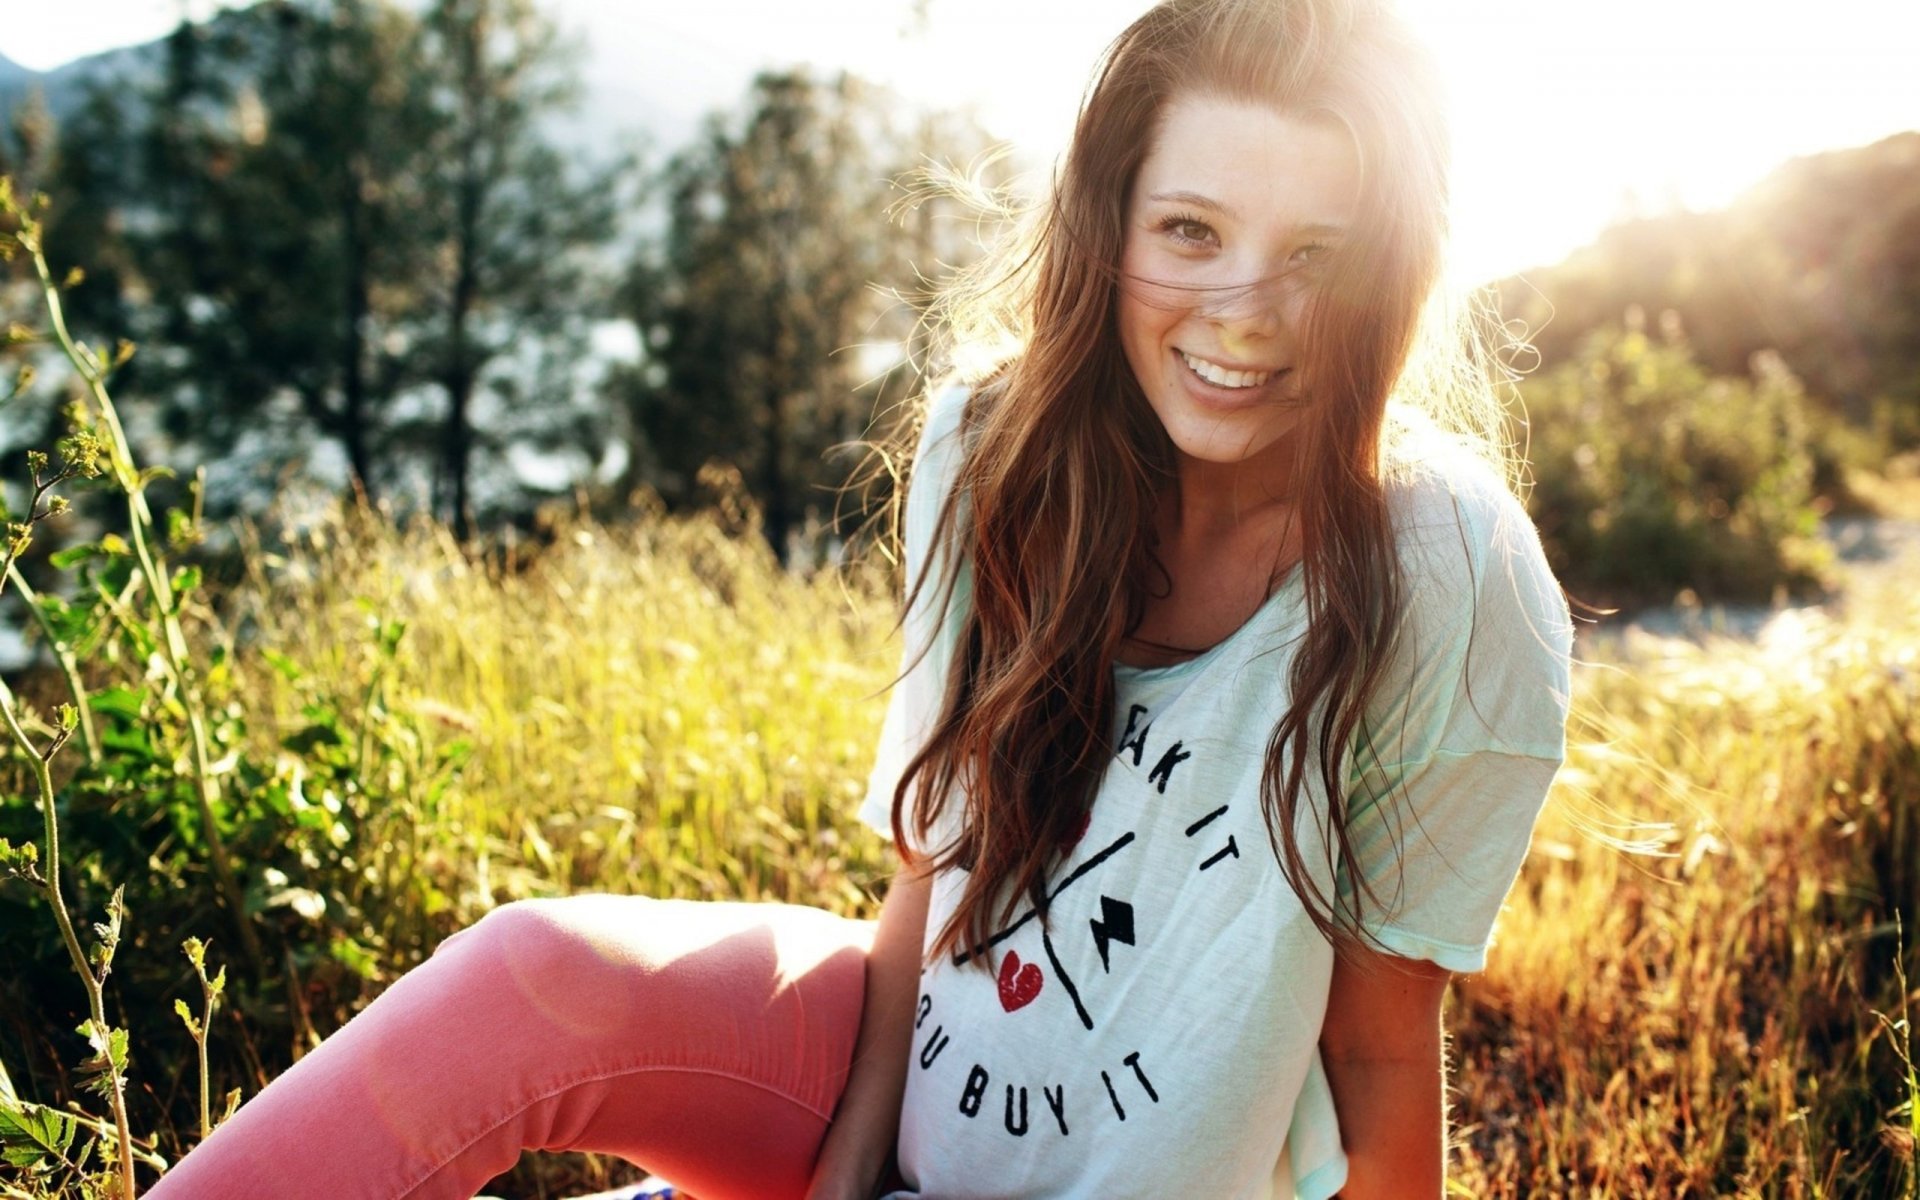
[910,375,992,482]
[1383,435,1528,557]
[923,379,972,448]
[1375,434,1574,760]
[1381,436,1572,658]
[899,377,987,578]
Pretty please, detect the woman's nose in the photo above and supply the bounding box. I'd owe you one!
[1204,277,1288,344]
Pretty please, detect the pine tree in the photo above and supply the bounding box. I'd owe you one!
[615,68,1004,561]
[35,0,638,525]
[412,0,638,539]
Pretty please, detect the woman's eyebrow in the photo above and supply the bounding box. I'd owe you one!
[1148,190,1240,219]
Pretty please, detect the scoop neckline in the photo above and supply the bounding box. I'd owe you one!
[1112,562,1306,682]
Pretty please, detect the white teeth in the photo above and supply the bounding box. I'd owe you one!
[1179,350,1273,389]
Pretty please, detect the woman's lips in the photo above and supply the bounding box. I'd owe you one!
[1174,347,1287,404]
[1178,348,1279,386]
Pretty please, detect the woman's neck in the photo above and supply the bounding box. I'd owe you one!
[1164,454,1297,542]
[1159,426,1297,533]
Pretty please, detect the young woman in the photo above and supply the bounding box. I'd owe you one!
[149,1,1571,1197]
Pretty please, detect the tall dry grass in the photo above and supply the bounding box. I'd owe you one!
[233,499,903,942]
[227,499,1918,1197]
[1450,568,1919,1196]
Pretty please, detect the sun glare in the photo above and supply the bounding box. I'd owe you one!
[881,0,1920,287]
[1399,0,1920,285]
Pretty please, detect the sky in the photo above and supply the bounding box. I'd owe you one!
[6,0,1920,285]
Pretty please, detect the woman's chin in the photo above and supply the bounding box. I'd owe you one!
[1159,415,1301,470]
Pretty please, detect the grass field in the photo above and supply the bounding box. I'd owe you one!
[218,498,1919,1198]
[4,495,1918,1197]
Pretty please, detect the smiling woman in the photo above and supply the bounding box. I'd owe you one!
[854,0,1570,1196]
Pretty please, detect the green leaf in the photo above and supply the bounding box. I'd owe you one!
[167,507,195,548]
[173,997,201,1040]
[262,650,305,683]
[378,618,408,657]
[330,935,381,981]
[73,1021,130,1099]
[0,1097,77,1169]
[0,836,39,878]
[97,885,125,951]
[48,541,104,569]
[33,592,94,648]
[87,686,147,723]
[94,555,137,597]
[99,720,157,764]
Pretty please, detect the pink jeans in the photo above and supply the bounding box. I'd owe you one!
[147,896,877,1200]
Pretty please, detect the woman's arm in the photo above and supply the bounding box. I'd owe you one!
[805,860,933,1200]
[1317,944,1453,1198]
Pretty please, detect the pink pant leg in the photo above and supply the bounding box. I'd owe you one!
[147,895,877,1200]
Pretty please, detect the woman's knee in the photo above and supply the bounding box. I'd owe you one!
[456,895,615,966]
[438,896,873,1046]
[455,894,654,988]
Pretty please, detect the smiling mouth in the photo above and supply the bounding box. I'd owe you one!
[1177,349,1286,392]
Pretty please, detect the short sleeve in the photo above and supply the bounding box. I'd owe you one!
[1334,460,1574,972]
[856,383,973,854]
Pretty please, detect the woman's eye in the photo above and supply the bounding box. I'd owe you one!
[1292,242,1330,266]
[1156,213,1216,247]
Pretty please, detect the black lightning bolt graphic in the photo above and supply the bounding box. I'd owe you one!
[951,832,1136,966]
[1089,895,1136,973]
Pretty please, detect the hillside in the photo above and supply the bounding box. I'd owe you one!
[1494,131,1920,435]
[0,50,36,92]
[0,41,162,128]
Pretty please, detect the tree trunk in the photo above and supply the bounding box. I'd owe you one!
[340,153,376,505]
[442,5,486,543]
[763,383,790,562]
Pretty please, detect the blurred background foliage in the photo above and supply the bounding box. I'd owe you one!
[0,0,1007,556]
[1520,314,1833,610]
[1497,133,1920,449]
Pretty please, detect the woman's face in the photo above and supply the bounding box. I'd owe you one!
[1118,93,1361,481]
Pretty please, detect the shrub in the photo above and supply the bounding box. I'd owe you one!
[1517,316,1833,610]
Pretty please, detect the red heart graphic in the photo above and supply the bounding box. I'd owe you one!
[997,951,1044,1012]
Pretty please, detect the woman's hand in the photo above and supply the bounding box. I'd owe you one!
[804,860,934,1200]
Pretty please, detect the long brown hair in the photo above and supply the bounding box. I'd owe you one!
[889,0,1484,968]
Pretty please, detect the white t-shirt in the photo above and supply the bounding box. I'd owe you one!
[859,383,1573,1199]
